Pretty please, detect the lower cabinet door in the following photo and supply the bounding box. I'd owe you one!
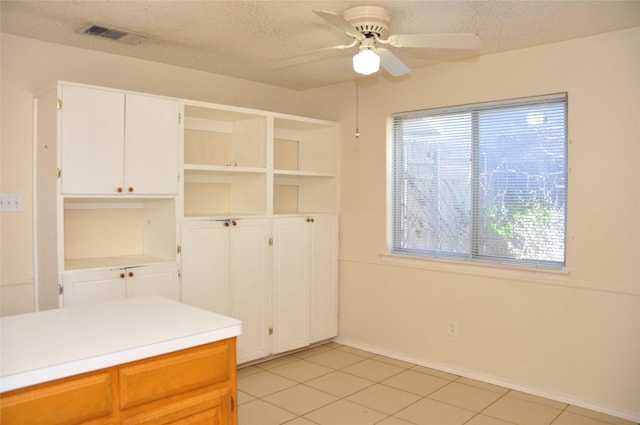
[121,387,231,425]
[0,371,114,425]
[63,269,126,307]
[126,263,180,301]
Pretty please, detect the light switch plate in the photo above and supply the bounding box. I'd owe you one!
[0,193,24,212]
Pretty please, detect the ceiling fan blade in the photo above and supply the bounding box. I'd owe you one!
[313,10,364,40]
[377,48,411,77]
[387,33,481,49]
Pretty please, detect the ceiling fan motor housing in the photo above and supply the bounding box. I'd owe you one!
[343,6,390,37]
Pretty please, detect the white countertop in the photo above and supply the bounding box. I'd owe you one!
[0,296,242,393]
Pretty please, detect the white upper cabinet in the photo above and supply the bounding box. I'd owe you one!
[60,84,179,196]
[60,85,125,195]
[123,93,180,195]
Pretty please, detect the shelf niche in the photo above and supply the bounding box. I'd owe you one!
[63,198,176,270]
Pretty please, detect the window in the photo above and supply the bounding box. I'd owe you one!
[390,93,567,269]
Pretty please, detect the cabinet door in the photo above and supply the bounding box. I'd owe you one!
[271,217,310,354]
[309,216,339,343]
[229,219,270,363]
[181,221,230,315]
[126,263,180,301]
[62,269,126,307]
[60,85,125,195]
[124,94,179,195]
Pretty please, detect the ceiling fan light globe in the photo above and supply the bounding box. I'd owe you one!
[353,49,380,75]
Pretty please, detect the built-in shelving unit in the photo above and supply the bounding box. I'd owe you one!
[182,102,268,218]
[34,81,340,365]
[273,116,338,216]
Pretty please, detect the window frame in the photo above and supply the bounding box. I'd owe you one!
[387,93,568,271]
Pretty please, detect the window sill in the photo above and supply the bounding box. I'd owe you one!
[379,252,571,286]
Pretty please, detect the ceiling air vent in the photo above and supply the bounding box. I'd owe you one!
[81,25,148,45]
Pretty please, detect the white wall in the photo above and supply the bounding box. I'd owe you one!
[302,27,640,420]
[0,33,303,315]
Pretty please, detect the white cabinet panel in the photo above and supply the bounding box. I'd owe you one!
[124,94,179,195]
[182,219,270,363]
[272,215,338,353]
[62,269,126,307]
[126,263,180,301]
[272,217,310,354]
[60,85,125,195]
[62,263,179,307]
[229,219,271,363]
[59,85,179,196]
[309,216,339,343]
[181,221,231,315]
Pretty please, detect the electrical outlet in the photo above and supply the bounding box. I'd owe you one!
[448,320,458,337]
[0,193,24,212]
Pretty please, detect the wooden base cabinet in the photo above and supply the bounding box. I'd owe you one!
[0,338,238,425]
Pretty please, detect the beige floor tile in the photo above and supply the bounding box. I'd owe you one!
[237,365,263,378]
[237,389,256,405]
[238,399,296,425]
[429,382,503,412]
[411,364,460,381]
[333,345,377,358]
[346,383,421,415]
[255,355,299,370]
[383,369,451,396]
[305,370,375,398]
[552,411,624,425]
[341,358,406,381]
[371,354,416,369]
[482,395,562,425]
[269,358,333,382]
[565,405,637,425]
[291,344,333,359]
[282,417,318,425]
[238,370,298,398]
[455,377,509,394]
[263,384,338,416]
[376,416,418,425]
[465,414,516,425]
[395,398,476,425]
[305,348,367,369]
[507,390,568,410]
[303,399,388,425]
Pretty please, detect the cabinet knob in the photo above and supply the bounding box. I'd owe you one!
[128,271,134,277]
[307,217,315,223]
[119,273,125,279]
[232,220,237,226]
[117,187,123,193]
[128,187,134,193]
[224,220,230,227]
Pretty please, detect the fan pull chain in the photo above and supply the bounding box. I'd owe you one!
[355,76,360,138]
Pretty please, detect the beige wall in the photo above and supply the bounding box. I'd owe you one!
[2,26,639,420]
[0,33,303,315]
[301,27,640,420]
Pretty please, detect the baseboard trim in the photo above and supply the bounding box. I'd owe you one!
[334,337,640,423]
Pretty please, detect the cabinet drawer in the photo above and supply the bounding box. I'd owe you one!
[119,342,231,409]
[122,387,230,425]
[0,372,113,425]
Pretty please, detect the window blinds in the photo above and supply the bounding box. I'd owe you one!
[391,93,567,269]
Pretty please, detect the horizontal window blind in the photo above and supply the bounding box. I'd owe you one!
[391,93,567,269]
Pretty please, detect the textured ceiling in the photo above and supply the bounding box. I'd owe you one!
[2,1,640,90]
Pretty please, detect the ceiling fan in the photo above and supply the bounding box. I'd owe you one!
[313,6,481,77]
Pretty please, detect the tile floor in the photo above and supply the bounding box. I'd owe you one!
[237,342,636,425]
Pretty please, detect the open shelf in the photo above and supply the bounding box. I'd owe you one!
[63,198,176,270]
